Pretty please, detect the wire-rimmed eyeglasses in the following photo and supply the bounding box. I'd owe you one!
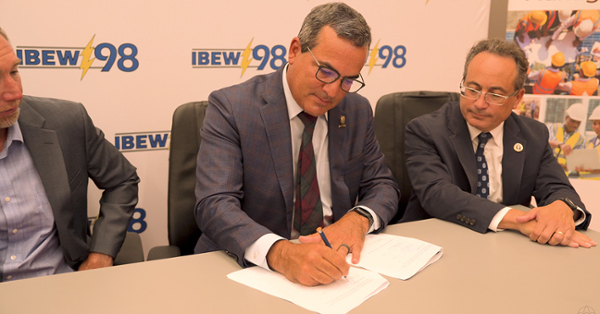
[459,80,519,106]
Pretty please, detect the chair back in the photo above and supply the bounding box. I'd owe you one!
[168,101,209,255]
[374,91,460,223]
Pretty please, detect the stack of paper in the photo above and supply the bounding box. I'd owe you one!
[348,233,443,280]
[227,233,443,313]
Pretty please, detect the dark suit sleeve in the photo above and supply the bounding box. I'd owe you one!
[352,107,400,229]
[405,117,503,233]
[81,105,140,258]
[531,127,592,230]
[194,90,274,267]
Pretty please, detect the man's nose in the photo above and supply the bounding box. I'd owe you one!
[322,80,343,98]
[1,75,23,102]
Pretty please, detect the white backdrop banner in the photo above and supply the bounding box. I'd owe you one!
[0,0,490,257]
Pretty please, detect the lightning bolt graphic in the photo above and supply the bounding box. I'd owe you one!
[80,35,96,80]
[368,40,380,74]
[240,38,253,78]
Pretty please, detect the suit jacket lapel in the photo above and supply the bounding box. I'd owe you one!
[259,67,295,231]
[327,104,349,219]
[447,104,478,193]
[17,100,73,228]
[501,114,525,204]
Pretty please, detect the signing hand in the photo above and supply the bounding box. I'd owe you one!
[266,240,349,286]
[78,252,114,271]
[299,211,369,264]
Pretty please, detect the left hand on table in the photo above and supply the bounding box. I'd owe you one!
[516,200,577,246]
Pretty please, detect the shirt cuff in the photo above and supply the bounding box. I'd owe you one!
[574,206,586,227]
[244,233,285,270]
[352,205,381,233]
[488,206,512,232]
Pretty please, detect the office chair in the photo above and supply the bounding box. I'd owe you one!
[374,91,460,223]
[147,101,208,260]
[113,232,144,265]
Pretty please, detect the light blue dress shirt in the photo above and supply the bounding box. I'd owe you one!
[0,122,72,282]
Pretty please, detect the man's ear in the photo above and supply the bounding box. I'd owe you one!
[288,37,302,65]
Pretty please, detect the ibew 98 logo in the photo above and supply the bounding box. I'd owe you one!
[16,35,139,80]
[192,38,406,78]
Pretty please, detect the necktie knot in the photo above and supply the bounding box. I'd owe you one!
[478,132,491,147]
[298,112,318,130]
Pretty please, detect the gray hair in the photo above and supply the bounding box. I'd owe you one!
[463,38,529,92]
[298,2,371,52]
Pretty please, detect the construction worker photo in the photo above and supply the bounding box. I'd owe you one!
[547,103,587,169]
[557,61,599,96]
[528,52,566,95]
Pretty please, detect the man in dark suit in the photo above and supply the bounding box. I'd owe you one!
[194,3,399,286]
[0,27,139,281]
[403,38,595,248]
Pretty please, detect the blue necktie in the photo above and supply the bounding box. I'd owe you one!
[476,132,491,199]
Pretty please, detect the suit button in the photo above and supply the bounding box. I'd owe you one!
[470,220,476,226]
[456,214,462,220]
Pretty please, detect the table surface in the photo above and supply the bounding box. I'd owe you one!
[0,218,598,314]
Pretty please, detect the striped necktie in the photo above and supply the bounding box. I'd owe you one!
[293,112,323,236]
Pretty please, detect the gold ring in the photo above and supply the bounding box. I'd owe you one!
[556,231,564,235]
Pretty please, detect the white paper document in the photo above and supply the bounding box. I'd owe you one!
[566,148,600,171]
[227,266,388,314]
[347,234,443,280]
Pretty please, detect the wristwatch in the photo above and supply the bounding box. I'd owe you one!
[350,207,374,229]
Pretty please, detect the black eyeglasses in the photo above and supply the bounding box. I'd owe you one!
[306,47,365,93]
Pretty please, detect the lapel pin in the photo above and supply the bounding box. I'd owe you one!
[339,116,346,128]
[514,143,523,152]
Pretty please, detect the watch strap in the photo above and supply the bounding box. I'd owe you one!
[350,207,374,229]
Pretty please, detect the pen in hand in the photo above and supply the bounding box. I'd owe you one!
[316,227,332,249]
[316,227,347,280]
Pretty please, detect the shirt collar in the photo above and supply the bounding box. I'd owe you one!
[0,122,24,158]
[466,121,504,144]
[282,64,328,122]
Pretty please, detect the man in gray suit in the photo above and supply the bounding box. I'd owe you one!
[0,27,139,281]
[403,38,595,248]
[194,3,399,286]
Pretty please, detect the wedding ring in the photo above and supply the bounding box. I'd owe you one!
[556,231,564,235]
[339,244,350,253]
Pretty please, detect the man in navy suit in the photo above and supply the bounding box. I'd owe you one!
[403,38,595,248]
[194,2,399,286]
